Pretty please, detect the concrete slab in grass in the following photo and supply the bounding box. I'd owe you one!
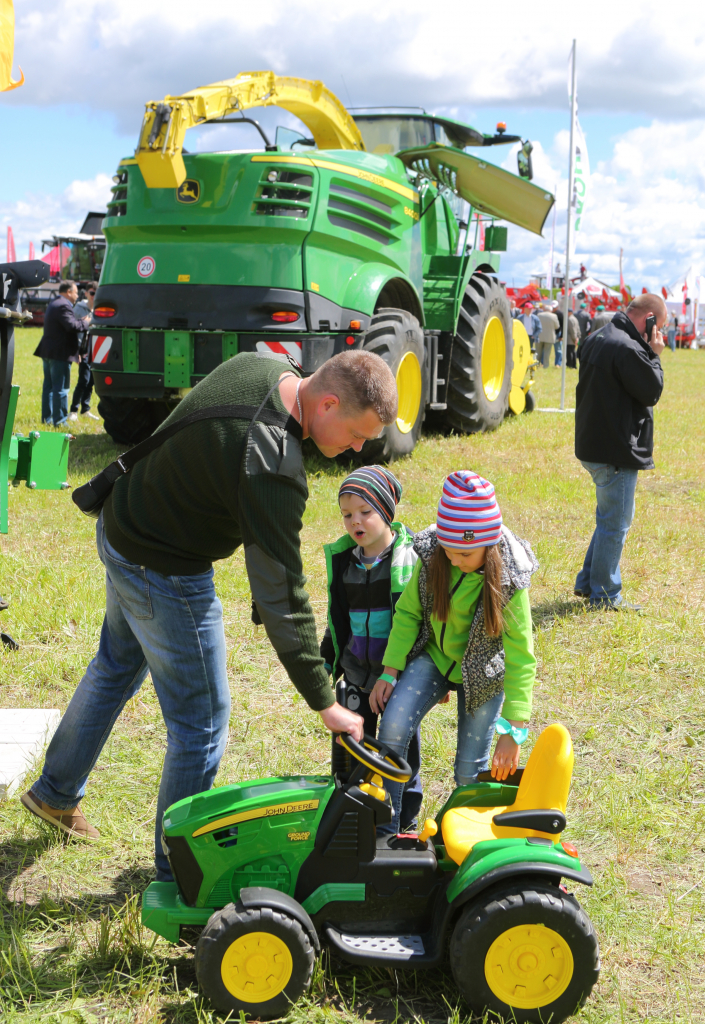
[0,709,61,800]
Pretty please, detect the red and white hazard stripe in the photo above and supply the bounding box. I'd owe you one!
[255,340,302,366]
[92,335,113,364]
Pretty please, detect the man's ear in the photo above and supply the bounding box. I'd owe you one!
[318,393,340,416]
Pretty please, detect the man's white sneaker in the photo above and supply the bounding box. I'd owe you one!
[82,411,100,420]
[68,412,78,422]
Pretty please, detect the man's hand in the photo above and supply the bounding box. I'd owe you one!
[319,702,364,742]
[491,734,521,781]
[649,329,666,356]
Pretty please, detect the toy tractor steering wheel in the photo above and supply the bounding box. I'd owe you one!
[338,732,412,783]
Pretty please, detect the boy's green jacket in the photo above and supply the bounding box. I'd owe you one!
[321,523,417,684]
[382,554,536,722]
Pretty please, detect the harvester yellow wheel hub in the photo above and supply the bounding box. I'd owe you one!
[485,924,574,1009]
[396,351,422,433]
[481,316,506,401]
[220,930,293,1003]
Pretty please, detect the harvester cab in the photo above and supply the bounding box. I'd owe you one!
[90,71,552,453]
[142,694,599,1022]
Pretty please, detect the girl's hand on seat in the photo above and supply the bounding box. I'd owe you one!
[370,676,396,714]
[491,734,521,781]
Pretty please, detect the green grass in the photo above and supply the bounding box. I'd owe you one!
[1,330,703,1023]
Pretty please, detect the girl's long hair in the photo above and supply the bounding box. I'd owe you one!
[427,543,505,637]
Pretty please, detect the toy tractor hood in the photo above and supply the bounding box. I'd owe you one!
[397,142,554,236]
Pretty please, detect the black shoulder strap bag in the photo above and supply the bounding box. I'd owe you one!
[72,377,301,519]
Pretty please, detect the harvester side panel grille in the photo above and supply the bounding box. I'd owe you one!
[253,169,314,218]
[107,173,129,218]
[327,179,397,246]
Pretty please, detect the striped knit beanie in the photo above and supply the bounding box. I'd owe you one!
[436,470,502,549]
[338,466,402,525]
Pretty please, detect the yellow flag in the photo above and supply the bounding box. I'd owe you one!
[1,0,24,92]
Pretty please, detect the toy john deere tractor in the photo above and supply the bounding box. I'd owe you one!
[90,71,551,456]
[142,720,599,1021]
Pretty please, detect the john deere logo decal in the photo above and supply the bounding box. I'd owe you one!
[177,180,200,204]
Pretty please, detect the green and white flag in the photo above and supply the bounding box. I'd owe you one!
[567,47,590,255]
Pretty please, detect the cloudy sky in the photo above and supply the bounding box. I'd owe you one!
[1,0,704,292]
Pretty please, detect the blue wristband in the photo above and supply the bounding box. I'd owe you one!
[495,717,529,745]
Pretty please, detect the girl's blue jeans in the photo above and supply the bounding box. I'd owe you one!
[376,651,503,834]
[32,515,231,880]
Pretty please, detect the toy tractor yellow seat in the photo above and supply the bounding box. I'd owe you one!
[441,723,574,865]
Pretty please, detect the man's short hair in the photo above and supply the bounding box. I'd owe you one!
[58,281,75,294]
[309,350,398,424]
[627,292,667,318]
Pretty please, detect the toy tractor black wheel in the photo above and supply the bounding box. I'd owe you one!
[445,273,513,433]
[524,388,536,413]
[195,900,315,1018]
[97,396,170,445]
[356,307,427,463]
[449,882,599,1023]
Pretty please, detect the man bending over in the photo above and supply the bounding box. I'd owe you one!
[23,350,396,880]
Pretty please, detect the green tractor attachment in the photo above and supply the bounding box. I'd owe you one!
[1,259,72,648]
[142,702,599,1022]
[0,260,72,536]
[90,72,552,455]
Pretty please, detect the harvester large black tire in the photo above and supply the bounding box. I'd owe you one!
[450,882,600,1023]
[195,901,315,1018]
[354,307,427,463]
[445,273,513,433]
[97,396,170,446]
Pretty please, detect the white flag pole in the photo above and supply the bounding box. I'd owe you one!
[561,39,577,411]
[548,183,557,300]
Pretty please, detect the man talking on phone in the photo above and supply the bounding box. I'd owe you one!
[574,293,667,609]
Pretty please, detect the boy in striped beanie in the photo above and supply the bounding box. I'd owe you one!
[320,465,422,829]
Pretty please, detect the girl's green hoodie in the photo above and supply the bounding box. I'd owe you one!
[382,559,535,721]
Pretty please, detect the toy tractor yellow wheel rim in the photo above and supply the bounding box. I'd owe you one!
[481,316,506,401]
[220,930,293,1003]
[395,351,422,434]
[485,924,574,1009]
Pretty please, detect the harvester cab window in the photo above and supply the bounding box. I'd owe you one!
[353,116,437,155]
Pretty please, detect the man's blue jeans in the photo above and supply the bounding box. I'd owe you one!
[42,358,71,426]
[32,516,231,879]
[575,461,639,607]
[376,652,503,833]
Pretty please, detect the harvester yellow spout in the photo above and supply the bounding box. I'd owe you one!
[135,70,365,189]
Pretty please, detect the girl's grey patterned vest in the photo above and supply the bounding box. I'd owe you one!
[408,525,538,714]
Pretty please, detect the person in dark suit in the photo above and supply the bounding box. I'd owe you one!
[34,281,91,426]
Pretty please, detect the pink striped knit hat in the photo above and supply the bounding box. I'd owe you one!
[436,470,502,549]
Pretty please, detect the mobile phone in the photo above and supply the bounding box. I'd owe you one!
[645,314,656,341]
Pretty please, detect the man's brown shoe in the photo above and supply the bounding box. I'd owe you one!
[20,790,100,840]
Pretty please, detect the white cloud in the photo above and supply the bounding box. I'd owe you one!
[499,120,705,290]
[7,0,705,126]
[0,174,112,256]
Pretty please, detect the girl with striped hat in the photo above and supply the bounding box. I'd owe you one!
[370,470,538,833]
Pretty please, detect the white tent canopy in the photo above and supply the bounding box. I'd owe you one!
[569,275,619,299]
[663,266,702,327]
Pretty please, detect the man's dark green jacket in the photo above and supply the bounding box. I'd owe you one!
[104,352,334,711]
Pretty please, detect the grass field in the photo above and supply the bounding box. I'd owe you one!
[1,330,703,1024]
